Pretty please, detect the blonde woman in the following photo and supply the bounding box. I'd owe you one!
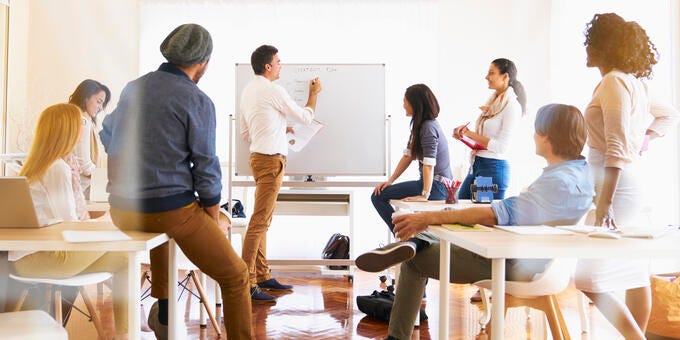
[9,103,128,338]
[68,79,111,198]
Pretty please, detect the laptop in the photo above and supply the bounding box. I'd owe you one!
[0,177,62,228]
[89,168,108,202]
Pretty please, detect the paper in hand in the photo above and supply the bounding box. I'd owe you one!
[287,120,324,152]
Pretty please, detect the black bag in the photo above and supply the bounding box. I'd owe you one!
[356,288,428,322]
[221,199,246,218]
[322,233,349,270]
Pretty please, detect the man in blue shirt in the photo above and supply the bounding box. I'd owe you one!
[356,104,595,340]
[100,24,251,340]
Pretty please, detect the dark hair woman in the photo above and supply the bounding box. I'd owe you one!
[68,79,111,198]
[370,84,452,239]
[454,58,526,201]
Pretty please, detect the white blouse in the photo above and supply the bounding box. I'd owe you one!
[9,159,80,261]
[474,88,521,160]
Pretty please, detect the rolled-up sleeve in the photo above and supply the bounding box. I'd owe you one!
[188,99,222,206]
[272,85,314,125]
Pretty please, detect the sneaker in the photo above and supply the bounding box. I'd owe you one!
[257,278,293,291]
[251,286,277,303]
[356,242,416,273]
[147,301,168,340]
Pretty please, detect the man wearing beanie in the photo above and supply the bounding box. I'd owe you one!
[239,45,322,302]
[101,24,252,339]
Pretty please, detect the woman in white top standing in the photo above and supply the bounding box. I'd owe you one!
[453,58,526,200]
[575,13,679,339]
[68,79,111,199]
[10,103,129,338]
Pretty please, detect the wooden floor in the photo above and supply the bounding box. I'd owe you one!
[62,269,627,339]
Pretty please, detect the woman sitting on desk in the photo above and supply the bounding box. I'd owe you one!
[371,84,452,238]
[8,103,129,339]
[453,58,526,200]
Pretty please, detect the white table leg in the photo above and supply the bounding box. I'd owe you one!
[127,250,142,340]
[491,258,505,340]
[439,239,450,340]
[169,239,179,340]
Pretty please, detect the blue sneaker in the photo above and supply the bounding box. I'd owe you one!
[257,278,293,291]
[250,286,277,303]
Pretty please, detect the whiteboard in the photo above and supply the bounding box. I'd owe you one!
[234,64,386,176]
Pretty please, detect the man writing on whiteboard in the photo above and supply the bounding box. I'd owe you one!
[240,44,323,302]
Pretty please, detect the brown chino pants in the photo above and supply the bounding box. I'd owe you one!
[242,153,285,286]
[110,202,252,339]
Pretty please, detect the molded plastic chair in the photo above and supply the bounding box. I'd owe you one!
[475,258,577,340]
[0,310,68,339]
[10,272,112,338]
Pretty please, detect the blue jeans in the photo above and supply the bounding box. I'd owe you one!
[458,156,509,200]
[371,179,446,233]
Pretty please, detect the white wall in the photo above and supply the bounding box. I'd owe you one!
[6,0,140,153]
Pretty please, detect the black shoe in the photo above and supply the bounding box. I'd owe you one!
[257,278,293,291]
[251,286,277,303]
[356,242,416,273]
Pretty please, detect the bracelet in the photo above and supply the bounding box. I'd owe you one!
[421,190,430,197]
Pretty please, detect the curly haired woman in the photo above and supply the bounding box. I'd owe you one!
[575,13,679,339]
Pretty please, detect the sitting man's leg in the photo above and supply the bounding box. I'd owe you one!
[387,242,494,339]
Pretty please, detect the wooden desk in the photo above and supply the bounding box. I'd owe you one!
[427,225,680,340]
[0,221,169,339]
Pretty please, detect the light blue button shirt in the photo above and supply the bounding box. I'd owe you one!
[491,158,594,226]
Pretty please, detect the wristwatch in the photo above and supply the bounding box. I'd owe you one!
[421,190,430,197]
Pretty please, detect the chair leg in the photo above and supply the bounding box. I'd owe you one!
[550,295,571,340]
[54,290,63,325]
[478,288,491,328]
[13,288,28,312]
[190,270,221,335]
[79,286,106,339]
[542,295,566,340]
[577,291,590,333]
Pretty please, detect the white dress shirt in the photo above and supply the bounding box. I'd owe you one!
[239,75,314,156]
[73,114,96,192]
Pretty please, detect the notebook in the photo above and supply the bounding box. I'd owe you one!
[494,225,574,235]
[458,135,487,150]
[556,225,676,239]
[0,177,62,228]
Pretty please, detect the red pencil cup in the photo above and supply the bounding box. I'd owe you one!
[445,181,460,204]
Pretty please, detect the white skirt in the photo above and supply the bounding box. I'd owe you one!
[574,149,650,293]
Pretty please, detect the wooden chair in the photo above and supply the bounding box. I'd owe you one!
[10,272,112,338]
[475,259,576,340]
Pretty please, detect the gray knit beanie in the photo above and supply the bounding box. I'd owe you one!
[160,23,213,66]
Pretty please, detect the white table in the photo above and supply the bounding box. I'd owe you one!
[0,221,169,339]
[427,225,680,340]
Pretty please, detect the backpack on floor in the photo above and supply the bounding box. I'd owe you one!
[322,233,350,270]
[356,288,428,322]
